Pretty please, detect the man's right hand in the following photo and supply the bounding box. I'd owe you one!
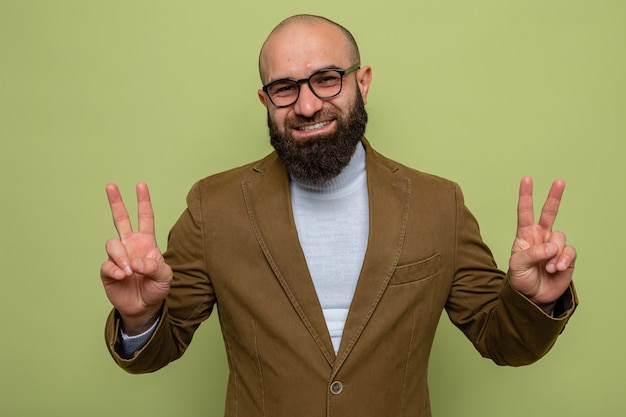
[100,182,173,335]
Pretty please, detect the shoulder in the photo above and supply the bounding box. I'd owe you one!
[363,139,461,196]
[187,152,283,196]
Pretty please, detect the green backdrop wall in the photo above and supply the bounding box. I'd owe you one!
[1,0,623,416]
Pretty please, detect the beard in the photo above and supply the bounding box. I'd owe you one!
[268,92,368,185]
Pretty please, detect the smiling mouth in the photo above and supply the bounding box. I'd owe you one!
[297,121,332,132]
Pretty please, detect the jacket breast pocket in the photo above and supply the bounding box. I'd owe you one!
[389,253,441,286]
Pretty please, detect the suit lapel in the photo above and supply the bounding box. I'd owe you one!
[241,142,411,370]
[333,142,411,373]
[242,153,336,366]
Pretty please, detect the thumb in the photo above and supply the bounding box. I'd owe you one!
[131,257,173,283]
[510,242,559,271]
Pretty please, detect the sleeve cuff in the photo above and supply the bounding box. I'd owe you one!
[118,315,161,359]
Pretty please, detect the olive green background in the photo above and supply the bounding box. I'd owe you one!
[1,0,623,416]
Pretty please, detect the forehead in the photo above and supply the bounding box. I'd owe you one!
[260,21,352,81]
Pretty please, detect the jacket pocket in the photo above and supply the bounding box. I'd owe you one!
[389,253,441,285]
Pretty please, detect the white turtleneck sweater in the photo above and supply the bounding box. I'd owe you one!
[290,142,369,354]
[120,143,370,357]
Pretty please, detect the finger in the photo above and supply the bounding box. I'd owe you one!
[136,182,156,235]
[537,179,566,231]
[105,238,133,277]
[545,231,566,273]
[516,176,535,229]
[555,245,576,272]
[106,183,134,239]
[100,259,126,281]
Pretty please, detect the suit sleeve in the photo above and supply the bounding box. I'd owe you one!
[104,182,216,373]
[445,183,577,366]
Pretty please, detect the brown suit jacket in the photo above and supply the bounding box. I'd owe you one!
[105,139,576,417]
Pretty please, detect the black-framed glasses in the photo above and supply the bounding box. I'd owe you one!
[262,64,360,108]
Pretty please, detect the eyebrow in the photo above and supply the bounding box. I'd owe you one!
[268,64,344,83]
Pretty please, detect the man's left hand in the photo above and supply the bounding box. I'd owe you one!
[508,176,577,314]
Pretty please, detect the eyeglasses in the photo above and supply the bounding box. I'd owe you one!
[262,64,360,108]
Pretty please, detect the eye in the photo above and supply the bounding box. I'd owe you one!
[269,81,297,96]
[315,74,340,85]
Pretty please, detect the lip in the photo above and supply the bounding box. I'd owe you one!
[291,119,335,139]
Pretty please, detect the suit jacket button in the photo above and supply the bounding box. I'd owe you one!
[330,381,343,395]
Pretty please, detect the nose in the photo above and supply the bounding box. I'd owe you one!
[293,83,324,117]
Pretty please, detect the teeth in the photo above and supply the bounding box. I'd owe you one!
[300,121,330,131]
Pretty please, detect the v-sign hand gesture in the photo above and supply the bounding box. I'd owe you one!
[100,182,172,335]
[508,177,576,314]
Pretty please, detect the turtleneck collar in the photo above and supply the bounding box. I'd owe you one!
[289,141,367,198]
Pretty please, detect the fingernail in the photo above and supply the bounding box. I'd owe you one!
[124,265,133,275]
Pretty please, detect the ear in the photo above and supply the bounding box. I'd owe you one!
[356,66,373,104]
[258,89,269,108]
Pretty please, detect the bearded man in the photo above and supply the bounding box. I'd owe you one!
[100,14,577,417]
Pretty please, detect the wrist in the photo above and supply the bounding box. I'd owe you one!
[119,307,161,336]
[534,301,557,315]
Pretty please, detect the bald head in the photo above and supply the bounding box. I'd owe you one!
[258,15,361,84]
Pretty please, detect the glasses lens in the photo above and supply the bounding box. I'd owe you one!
[267,80,299,106]
[309,70,343,98]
